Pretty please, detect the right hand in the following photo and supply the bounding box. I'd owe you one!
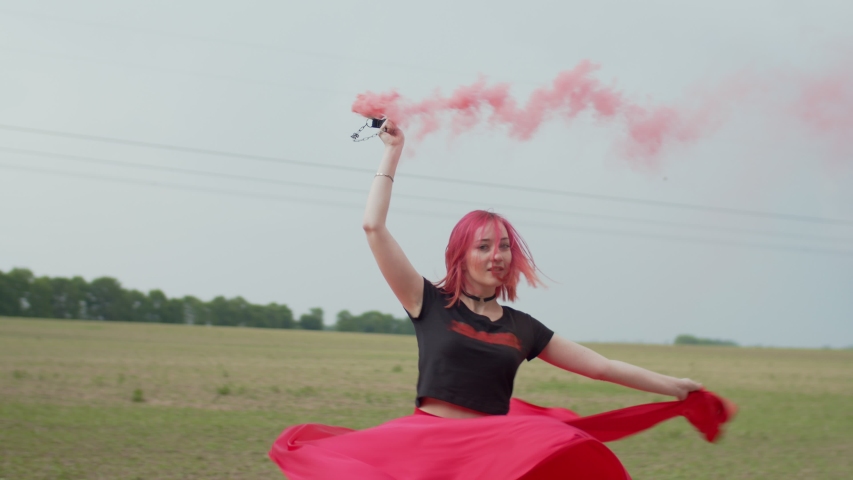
[673,378,703,401]
[379,120,405,148]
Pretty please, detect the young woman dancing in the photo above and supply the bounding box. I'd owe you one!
[269,121,734,479]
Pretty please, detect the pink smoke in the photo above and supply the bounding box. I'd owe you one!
[794,67,853,159]
[352,60,853,165]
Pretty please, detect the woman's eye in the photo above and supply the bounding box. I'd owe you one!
[500,244,510,250]
[478,245,489,251]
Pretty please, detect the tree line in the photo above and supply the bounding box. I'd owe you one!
[674,334,738,347]
[0,268,413,335]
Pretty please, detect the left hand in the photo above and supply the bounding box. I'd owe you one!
[378,120,404,148]
[673,378,703,401]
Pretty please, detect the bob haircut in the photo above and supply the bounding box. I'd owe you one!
[437,210,542,307]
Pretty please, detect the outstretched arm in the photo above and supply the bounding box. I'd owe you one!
[362,121,425,317]
[538,335,702,400]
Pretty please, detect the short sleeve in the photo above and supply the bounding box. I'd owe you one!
[525,315,554,361]
[407,277,439,321]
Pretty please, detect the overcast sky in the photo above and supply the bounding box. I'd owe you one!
[1,0,851,348]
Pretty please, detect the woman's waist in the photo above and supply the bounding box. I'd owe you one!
[417,396,496,419]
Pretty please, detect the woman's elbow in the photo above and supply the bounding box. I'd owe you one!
[362,215,380,232]
[362,221,385,234]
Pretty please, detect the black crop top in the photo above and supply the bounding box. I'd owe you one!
[407,278,554,415]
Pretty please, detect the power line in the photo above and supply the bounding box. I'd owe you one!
[514,219,853,258]
[408,174,853,226]
[5,145,852,245]
[2,162,852,258]
[0,8,472,78]
[0,146,368,194]
[0,123,372,174]
[0,45,353,97]
[0,162,369,211]
[2,122,852,226]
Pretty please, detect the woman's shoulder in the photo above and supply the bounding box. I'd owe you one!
[417,278,455,312]
[500,304,533,319]
[500,304,554,360]
[422,277,445,297]
[500,305,550,330]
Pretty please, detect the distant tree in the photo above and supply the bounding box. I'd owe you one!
[87,277,129,320]
[208,295,230,326]
[335,309,414,335]
[149,289,169,319]
[0,269,17,316]
[209,295,251,327]
[163,297,186,324]
[336,310,355,330]
[259,303,295,329]
[299,308,324,330]
[674,334,738,347]
[50,276,89,319]
[361,311,396,333]
[0,268,297,330]
[0,268,35,316]
[26,276,55,319]
[126,289,148,322]
[117,288,181,325]
[181,295,208,325]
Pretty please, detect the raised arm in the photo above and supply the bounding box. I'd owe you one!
[538,335,702,401]
[362,121,425,317]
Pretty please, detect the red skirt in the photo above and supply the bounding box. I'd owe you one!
[269,390,734,480]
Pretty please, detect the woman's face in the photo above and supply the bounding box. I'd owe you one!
[464,222,512,291]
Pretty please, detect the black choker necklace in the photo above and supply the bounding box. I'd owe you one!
[462,290,497,302]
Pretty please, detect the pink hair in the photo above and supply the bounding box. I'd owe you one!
[436,210,542,307]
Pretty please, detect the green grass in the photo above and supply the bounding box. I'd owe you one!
[1,317,851,479]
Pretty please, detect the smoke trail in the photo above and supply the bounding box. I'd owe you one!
[352,60,852,164]
[792,65,853,160]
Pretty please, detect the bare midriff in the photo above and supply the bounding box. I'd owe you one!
[418,397,491,419]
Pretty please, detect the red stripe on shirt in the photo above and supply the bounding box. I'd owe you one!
[449,320,522,351]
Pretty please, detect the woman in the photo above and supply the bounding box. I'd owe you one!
[270,121,732,479]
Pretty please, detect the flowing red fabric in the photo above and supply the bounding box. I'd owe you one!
[269,390,734,480]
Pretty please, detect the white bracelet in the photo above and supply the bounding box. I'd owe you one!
[375,173,394,182]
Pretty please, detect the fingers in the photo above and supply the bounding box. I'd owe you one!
[674,378,703,401]
[378,119,404,147]
[382,120,398,136]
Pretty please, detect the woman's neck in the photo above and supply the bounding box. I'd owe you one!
[460,284,500,318]
[462,290,496,303]
[462,282,496,301]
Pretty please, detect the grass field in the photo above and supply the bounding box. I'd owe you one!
[1,317,851,479]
